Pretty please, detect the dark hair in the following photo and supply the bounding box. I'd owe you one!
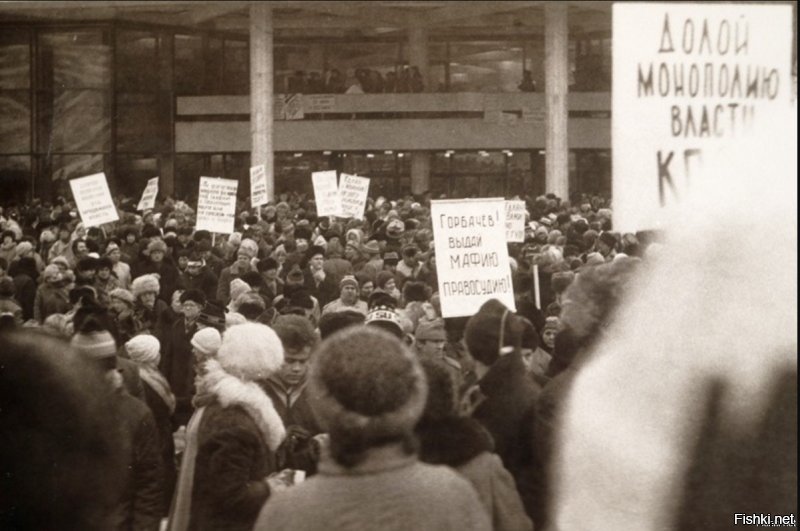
[0,257,7,271]
[257,257,279,273]
[272,314,316,351]
[240,270,265,291]
[71,239,87,254]
[0,330,126,530]
[318,311,365,340]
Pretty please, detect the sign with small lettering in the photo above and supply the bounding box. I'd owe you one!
[312,171,342,217]
[505,200,526,242]
[339,174,370,219]
[250,165,269,208]
[137,177,159,212]
[69,172,119,227]
[196,177,238,234]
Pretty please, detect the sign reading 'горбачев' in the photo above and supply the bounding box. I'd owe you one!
[432,198,516,318]
[612,3,793,232]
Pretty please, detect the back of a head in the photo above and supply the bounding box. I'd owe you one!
[318,310,366,340]
[0,330,125,530]
[464,299,521,367]
[310,326,427,467]
[271,314,317,351]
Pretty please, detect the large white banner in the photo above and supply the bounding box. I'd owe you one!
[137,177,159,212]
[250,165,268,208]
[69,172,119,228]
[505,200,526,242]
[196,177,238,234]
[339,174,370,219]
[312,171,342,217]
[612,3,793,232]
[432,198,516,318]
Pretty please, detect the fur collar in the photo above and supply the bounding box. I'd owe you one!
[204,363,286,451]
[416,416,495,467]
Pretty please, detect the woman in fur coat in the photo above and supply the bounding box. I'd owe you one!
[173,322,287,531]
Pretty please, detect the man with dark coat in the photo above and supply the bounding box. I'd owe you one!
[463,299,541,520]
[163,289,205,427]
[134,239,181,305]
[303,246,337,308]
[179,252,218,303]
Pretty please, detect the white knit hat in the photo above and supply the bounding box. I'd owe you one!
[216,323,283,382]
[191,327,222,356]
[125,334,161,368]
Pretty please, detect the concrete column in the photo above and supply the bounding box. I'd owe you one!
[410,152,431,196]
[545,2,569,199]
[407,25,429,90]
[250,3,274,202]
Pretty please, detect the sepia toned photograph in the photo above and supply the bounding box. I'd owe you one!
[0,2,796,530]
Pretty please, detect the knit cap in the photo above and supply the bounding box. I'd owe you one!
[71,330,117,360]
[217,322,283,381]
[191,327,222,357]
[339,275,358,290]
[415,318,446,342]
[229,278,252,303]
[125,334,161,367]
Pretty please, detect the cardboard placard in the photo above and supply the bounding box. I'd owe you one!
[339,174,370,219]
[312,171,342,217]
[137,177,159,212]
[196,177,238,234]
[69,172,119,228]
[432,198,516,318]
[505,200,526,242]
[250,165,269,208]
[612,3,793,232]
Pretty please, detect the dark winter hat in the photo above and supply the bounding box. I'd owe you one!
[464,299,519,366]
[96,256,113,270]
[180,289,206,307]
[385,219,405,239]
[294,226,313,241]
[197,301,226,331]
[598,231,618,249]
[76,256,99,272]
[382,251,400,266]
[309,326,427,439]
[367,290,397,311]
[365,304,404,339]
[257,257,279,272]
[0,277,16,297]
[306,245,326,260]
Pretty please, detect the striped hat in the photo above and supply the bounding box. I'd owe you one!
[71,330,117,360]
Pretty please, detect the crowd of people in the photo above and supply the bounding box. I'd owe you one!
[0,186,791,531]
[285,66,426,95]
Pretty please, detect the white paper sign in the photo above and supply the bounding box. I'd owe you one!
[432,198,516,318]
[312,171,342,217]
[339,174,370,219]
[612,3,793,232]
[196,177,238,234]
[69,172,119,228]
[137,177,159,211]
[505,200,526,242]
[250,165,269,208]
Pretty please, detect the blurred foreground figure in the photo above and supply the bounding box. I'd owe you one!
[551,122,797,529]
[0,330,126,530]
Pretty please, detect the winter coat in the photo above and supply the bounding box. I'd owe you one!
[262,377,322,474]
[134,261,181,305]
[112,389,165,531]
[217,262,254,304]
[471,351,541,519]
[162,318,198,427]
[254,444,492,531]
[0,296,23,325]
[178,269,218,303]
[11,273,36,321]
[321,257,353,287]
[33,282,70,323]
[417,416,533,531]
[141,380,177,514]
[132,299,173,347]
[189,367,285,531]
[303,267,338,308]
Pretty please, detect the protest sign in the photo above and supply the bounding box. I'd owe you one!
[339,174,370,219]
[505,200,526,242]
[432,198,516,318]
[196,177,238,234]
[137,177,159,211]
[250,165,269,208]
[284,93,304,120]
[312,171,342,217]
[69,172,119,227]
[612,3,793,232]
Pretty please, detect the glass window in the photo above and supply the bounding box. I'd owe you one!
[36,89,111,153]
[429,43,447,93]
[38,31,111,90]
[570,34,611,92]
[44,153,106,182]
[116,30,158,91]
[448,41,523,92]
[117,92,171,152]
[0,91,30,153]
[116,154,159,198]
[175,154,205,200]
[0,155,31,203]
[224,40,249,94]
[507,151,532,198]
[174,34,204,95]
[341,153,370,175]
[275,152,330,196]
[225,153,250,196]
[0,29,30,90]
[207,37,224,94]
[274,44,313,94]
[326,42,401,94]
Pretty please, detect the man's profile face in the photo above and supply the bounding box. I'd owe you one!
[278,346,312,386]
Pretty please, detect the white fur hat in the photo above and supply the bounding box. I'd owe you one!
[131,274,160,298]
[216,323,283,382]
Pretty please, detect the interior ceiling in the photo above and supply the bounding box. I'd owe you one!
[0,1,612,37]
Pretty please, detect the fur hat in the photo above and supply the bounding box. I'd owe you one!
[415,318,446,342]
[238,238,259,259]
[197,302,226,331]
[15,241,33,256]
[131,274,160,298]
[229,278,252,303]
[125,334,160,367]
[216,323,283,381]
[43,264,62,281]
[146,239,168,255]
[362,240,381,255]
[339,275,358,290]
[385,219,405,239]
[191,327,222,357]
[309,326,427,439]
[464,299,519,366]
[108,288,135,306]
[180,289,206,307]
